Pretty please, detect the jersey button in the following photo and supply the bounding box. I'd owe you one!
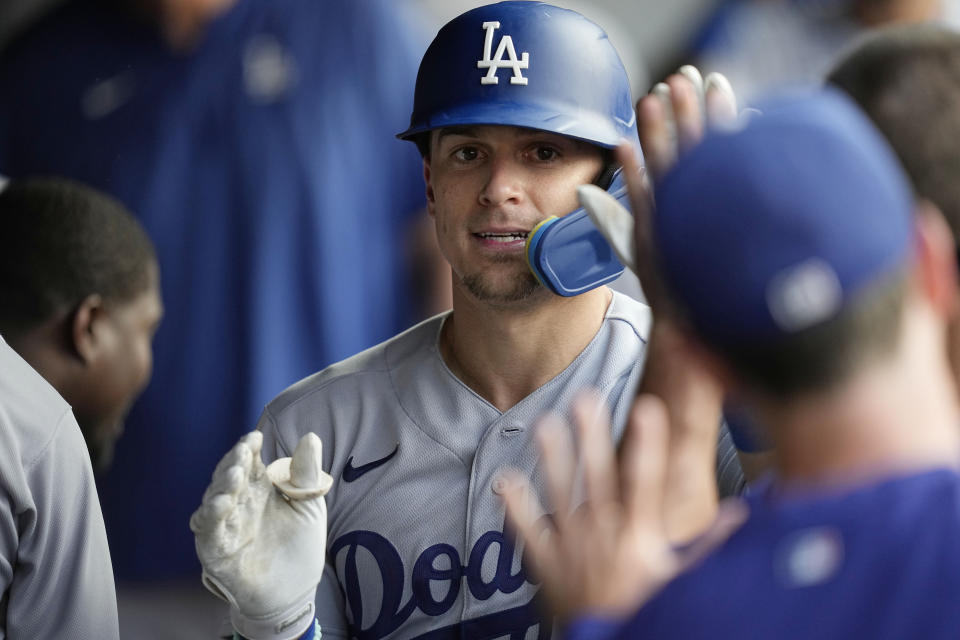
[500,425,524,437]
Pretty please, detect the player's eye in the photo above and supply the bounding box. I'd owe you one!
[532,146,560,162]
[452,146,480,162]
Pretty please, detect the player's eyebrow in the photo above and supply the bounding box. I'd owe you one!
[435,125,575,149]
[436,126,482,142]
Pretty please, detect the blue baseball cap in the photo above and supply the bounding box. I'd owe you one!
[653,89,914,349]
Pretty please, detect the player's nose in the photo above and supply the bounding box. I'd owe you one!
[478,156,524,208]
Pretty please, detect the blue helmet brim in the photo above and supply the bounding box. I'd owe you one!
[397,99,636,150]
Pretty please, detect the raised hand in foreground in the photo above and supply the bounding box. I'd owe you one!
[191,431,332,640]
[501,392,747,624]
[584,65,740,312]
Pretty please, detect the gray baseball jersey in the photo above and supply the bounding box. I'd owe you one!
[258,291,651,639]
[0,336,119,639]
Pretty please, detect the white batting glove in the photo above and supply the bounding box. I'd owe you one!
[190,431,333,640]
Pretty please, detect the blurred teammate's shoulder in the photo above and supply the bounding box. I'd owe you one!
[628,468,960,637]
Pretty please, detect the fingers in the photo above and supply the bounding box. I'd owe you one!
[191,462,247,545]
[677,65,704,101]
[500,471,553,583]
[190,491,236,535]
[637,93,674,182]
[637,73,700,180]
[704,72,737,128]
[639,67,740,182]
[615,141,663,312]
[650,81,674,128]
[614,142,651,232]
[212,431,264,481]
[573,391,619,508]
[194,432,265,541]
[242,430,264,460]
[535,412,576,520]
[667,73,703,154]
[204,436,256,503]
[621,395,670,531]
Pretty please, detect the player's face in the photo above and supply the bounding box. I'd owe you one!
[424,125,604,306]
[73,264,164,471]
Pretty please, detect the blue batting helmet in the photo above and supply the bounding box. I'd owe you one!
[397,1,637,148]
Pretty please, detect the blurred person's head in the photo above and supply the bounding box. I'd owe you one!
[0,178,163,471]
[801,0,941,24]
[652,91,955,412]
[121,0,237,18]
[828,24,960,389]
[852,0,941,26]
[116,0,239,49]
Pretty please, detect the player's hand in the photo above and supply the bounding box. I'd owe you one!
[579,68,740,542]
[500,392,748,623]
[642,65,738,182]
[190,431,332,640]
[581,66,739,316]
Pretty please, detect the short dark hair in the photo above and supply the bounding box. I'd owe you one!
[716,268,907,399]
[828,24,960,244]
[0,178,157,335]
[413,133,431,159]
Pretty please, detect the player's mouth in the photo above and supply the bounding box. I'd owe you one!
[473,230,530,250]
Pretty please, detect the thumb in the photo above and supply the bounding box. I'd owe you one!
[291,433,327,491]
[267,433,333,500]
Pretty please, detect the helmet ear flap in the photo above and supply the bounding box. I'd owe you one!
[526,167,632,297]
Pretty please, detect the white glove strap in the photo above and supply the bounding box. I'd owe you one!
[202,570,316,640]
[230,597,315,640]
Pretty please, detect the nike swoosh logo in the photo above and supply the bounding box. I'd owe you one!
[342,444,399,482]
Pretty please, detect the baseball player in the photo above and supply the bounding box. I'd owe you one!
[0,178,163,472]
[192,3,745,639]
[0,337,120,639]
[504,89,960,638]
[827,24,960,388]
[0,176,165,639]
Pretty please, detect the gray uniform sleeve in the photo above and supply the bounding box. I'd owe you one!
[0,409,119,639]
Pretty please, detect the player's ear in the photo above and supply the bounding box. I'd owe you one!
[423,158,436,217]
[70,293,107,366]
[912,200,958,320]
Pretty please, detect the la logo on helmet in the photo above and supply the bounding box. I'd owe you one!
[477,21,530,85]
